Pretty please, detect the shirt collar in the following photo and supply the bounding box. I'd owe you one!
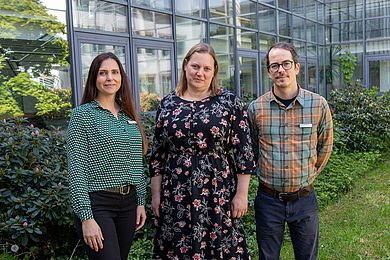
[90,99,100,108]
[268,85,305,108]
[294,86,305,107]
[91,99,124,112]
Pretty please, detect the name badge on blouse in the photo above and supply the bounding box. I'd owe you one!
[299,123,313,128]
[128,120,137,125]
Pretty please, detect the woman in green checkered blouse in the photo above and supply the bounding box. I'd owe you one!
[67,52,148,259]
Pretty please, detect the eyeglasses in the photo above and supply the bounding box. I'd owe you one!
[267,60,294,73]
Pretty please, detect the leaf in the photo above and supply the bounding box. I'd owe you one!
[20,235,28,247]
[34,228,43,235]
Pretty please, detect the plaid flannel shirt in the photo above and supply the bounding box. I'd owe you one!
[248,87,333,192]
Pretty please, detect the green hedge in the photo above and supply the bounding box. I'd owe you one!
[329,82,390,152]
[314,151,382,207]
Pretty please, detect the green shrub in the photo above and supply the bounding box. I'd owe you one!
[329,82,390,152]
[315,151,382,207]
[0,118,76,258]
[129,235,154,260]
[244,175,259,258]
[128,113,157,259]
[338,50,357,86]
[140,92,160,112]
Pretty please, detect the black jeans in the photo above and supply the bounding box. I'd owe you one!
[75,189,137,260]
[254,189,319,260]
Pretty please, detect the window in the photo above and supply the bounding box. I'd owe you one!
[258,4,276,33]
[132,0,171,11]
[236,0,257,29]
[176,0,206,18]
[210,24,235,90]
[132,8,172,39]
[209,0,234,24]
[73,0,128,32]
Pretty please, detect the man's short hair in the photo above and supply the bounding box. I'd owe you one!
[266,42,299,66]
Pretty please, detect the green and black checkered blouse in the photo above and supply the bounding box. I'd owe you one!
[66,100,145,221]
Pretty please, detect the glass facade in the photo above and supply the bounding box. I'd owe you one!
[1,0,390,121]
[68,0,340,111]
[327,0,390,93]
[0,0,70,126]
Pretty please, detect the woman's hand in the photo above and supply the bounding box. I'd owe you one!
[135,205,146,231]
[151,175,162,217]
[231,193,248,218]
[231,174,251,218]
[151,194,161,217]
[82,219,104,252]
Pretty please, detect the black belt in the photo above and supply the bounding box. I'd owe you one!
[105,185,134,195]
[259,183,313,202]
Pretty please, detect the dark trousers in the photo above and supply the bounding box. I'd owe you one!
[254,188,319,260]
[75,190,137,260]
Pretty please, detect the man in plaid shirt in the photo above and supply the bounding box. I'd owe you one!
[248,42,333,260]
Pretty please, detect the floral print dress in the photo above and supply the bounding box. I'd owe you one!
[149,90,256,260]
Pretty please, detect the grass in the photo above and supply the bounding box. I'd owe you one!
[280,157,390,259]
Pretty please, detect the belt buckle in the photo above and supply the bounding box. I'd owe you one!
[119,185,130,195]
[278,192,288,201]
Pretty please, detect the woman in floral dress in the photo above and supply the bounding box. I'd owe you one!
[149,43,256,260]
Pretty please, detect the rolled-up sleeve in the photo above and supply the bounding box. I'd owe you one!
[229,96,256,175]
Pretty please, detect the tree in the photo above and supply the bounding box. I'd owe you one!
[0,73,71,119]
[0,51,5,70]
[0,0,71,121]
[0,0,68,76]
[0,84,24,119]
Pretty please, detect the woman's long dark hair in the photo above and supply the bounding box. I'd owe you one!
[81,52,148,155]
